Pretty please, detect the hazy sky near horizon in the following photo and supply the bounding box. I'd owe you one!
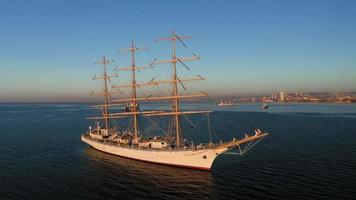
[0,0,355,102]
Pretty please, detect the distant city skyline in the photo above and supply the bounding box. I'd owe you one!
[1,0,356,103]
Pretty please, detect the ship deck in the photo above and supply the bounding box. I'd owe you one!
[81,134,216,152]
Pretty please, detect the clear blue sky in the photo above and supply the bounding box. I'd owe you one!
[0,0,355,102]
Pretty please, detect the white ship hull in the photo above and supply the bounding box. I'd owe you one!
[81,135,228,170]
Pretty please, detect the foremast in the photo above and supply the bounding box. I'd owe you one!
[87,57,121,126]
[101,57,111,129]
[152,31,209,147]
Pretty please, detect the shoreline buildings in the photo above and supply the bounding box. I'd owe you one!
[225,91,356,103]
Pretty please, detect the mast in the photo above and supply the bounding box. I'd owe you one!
[171,31,182,147]
[154,30,203,147]
[115,42,148,143]
[110,31,211,147]
[130,41,139,142]
[103,57,110,129]
[92,56,116,129]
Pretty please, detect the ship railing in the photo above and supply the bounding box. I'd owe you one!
[218,129,269,156]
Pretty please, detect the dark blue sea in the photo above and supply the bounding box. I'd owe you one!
[1,103,356,199]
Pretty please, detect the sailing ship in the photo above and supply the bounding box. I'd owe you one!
[81,31,269,170]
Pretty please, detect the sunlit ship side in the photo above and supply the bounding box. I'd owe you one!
[81,128,267,170]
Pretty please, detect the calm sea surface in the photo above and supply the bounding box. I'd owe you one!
[1,103,356,199]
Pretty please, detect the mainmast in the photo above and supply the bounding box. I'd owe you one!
[171,31,182,147]
[154,31,203,147]
[130,41,139,142]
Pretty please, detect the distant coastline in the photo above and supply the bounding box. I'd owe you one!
[217,91,356,104]
[1,92,356,104]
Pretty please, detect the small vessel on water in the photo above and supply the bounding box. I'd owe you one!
[216,100,236,106]
[262,103,269,109]
[81,31,269,170]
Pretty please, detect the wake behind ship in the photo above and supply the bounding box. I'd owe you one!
[81,31,269,170]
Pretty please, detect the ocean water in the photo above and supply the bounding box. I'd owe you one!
[1,103,356,199]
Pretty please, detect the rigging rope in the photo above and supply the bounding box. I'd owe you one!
[181,114,207,140]
[247,116,260,130]
[146,116,166,135]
